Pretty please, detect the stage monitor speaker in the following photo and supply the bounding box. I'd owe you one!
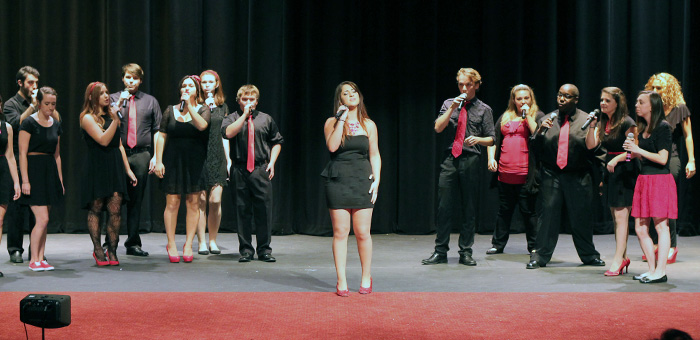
[20,294,71,329]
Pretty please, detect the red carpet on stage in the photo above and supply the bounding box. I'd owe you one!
[1,292,698,339]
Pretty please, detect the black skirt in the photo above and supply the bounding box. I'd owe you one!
[19,154,64,206]
[0,158,14,205]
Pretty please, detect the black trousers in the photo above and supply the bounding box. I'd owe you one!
[232,165,273,256]
[530,166,600,265]
[491,181,537,252]
[5,197,34,255]
[434,153,479,256]
[106,150,150,249]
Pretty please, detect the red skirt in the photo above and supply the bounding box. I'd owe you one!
[631,174,677,219]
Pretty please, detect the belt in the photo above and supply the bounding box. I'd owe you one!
[608,151,625,155]
[124,147,149,156]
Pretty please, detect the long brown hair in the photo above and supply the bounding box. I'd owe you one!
[597,87,629,141]
[200,70,226,106]
[79,82,109,129]
[501,84,539,127]
[333,81,370,146]
[636,91,665,135]
[178,75,204,104]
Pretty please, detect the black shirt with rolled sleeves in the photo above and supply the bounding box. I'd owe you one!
[109,90,162,150]
[220,110,284,166]
[3,93,31,155]
[436,97,495,156]
[534,108,593,172]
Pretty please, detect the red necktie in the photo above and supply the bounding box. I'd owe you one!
[556,117,569,169]
[451,102,469,158]
[247,115,255,172]
[127,96,137,148]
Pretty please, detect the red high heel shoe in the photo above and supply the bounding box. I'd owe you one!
[166,246,180,263]
[604,259,630,276]
[336,284,349,297]
[667,247,678,264]
[93,252,109,266]
[359,278,373,294]
[182,246,194,263]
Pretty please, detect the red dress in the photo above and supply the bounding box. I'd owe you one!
[498,119,529,185]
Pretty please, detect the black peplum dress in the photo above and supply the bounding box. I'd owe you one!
[80,116,129,209]
[160,105,211,195]
[601,116,638,207]
[321,135,374,209]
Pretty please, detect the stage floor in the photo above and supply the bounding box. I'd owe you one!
[2,233,699,292]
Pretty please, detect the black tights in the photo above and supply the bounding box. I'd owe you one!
[88,193,123,261]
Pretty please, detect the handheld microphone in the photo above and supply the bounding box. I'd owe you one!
[626,133,634,162]
[540,112,558,136]
[180,91,188,111]
[207,93,215,110]
[521,104,530,119]
[335,107,348,120]
[581,109,601,130]
[111,102,123,119]
[122,89,129,108]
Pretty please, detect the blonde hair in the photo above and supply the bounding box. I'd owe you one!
[645,72,685,110]
[236,84,260,102]
[456,68,482,85]
[501,84,539,126]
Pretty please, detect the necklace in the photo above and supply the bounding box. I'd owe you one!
[347,121,361,135]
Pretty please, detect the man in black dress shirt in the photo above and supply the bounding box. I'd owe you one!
[526,84,605,269]
[221,85,283,263]
[423,68,495,266]
[107,63,162,257]
[3,66,43,263]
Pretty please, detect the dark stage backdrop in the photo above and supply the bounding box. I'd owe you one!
[0,0,698,238]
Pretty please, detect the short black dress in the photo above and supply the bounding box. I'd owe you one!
[0,121,15,204]
[321,135,374,209]
[80,116,129,209]
[200,103,229,188]
[601,116,638,207]
[160,104,211,194]
[19,116,64,206]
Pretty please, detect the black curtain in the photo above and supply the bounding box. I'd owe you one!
[0,0,698,237]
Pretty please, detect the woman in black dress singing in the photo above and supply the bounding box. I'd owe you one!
[196,70,230,255]
[0,95,22,277]
[322,81,381,296]
[19,87,64,272]
[585,87,637,276]
[79,82,137,266]
[154,75,210,263]
[624,91,675,284]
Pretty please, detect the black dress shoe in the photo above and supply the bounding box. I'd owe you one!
[486,247,503,255]
[258,254,276,262]
[0,271,4,277]
[238,253,254,262]
[526,260,540,269]
[633,274,649,280]
[459,254,477,266]
[421,252,447,265]
[584,258,605,266]
[640,275,667,284]
[10,251,23,263]
[126,246,149,257]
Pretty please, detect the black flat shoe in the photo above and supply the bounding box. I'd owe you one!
[526,260,540,269]
[486,247,503,255]
[0,271,4,277]
[126,246,149,257]
[584,258,605,266]
[10,251,23,263]
[238,253,254,262]
[421,252,447,265]
[459,254,477,266]
[258,254,276,262]
[198,249,210,255]
[640,275,667,284]
[633,274,649,280]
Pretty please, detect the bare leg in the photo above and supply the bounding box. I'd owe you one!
[330,209,351,291]
[635,217,655,277]
[651,218,670,280]
[352,208,373,288]
[208,185,223,250]
[183,192,202,257]
[105,193,123,262]
[196,190,208,253]
[87,198,106,261]
[607,207,630,272]
[164,194,181,256]
[29,206,50,264]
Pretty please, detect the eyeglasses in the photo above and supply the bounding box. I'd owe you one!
[557,92,577,100]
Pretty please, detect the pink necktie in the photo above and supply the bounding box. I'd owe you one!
[127,96,137,148]
[451,102,470,158]
[556,117,569,169]
[247,115,255,172]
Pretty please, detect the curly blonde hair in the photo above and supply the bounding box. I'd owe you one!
[645,73,686,110]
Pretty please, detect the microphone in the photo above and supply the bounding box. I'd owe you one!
[207,93,216,110]
[121,89,129,108]
[111,102,123,119]
[581,109,601,130]
[540,112,558,136]
[335,107,347,120]
[626,133,634,162]
[521,104,530,119]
